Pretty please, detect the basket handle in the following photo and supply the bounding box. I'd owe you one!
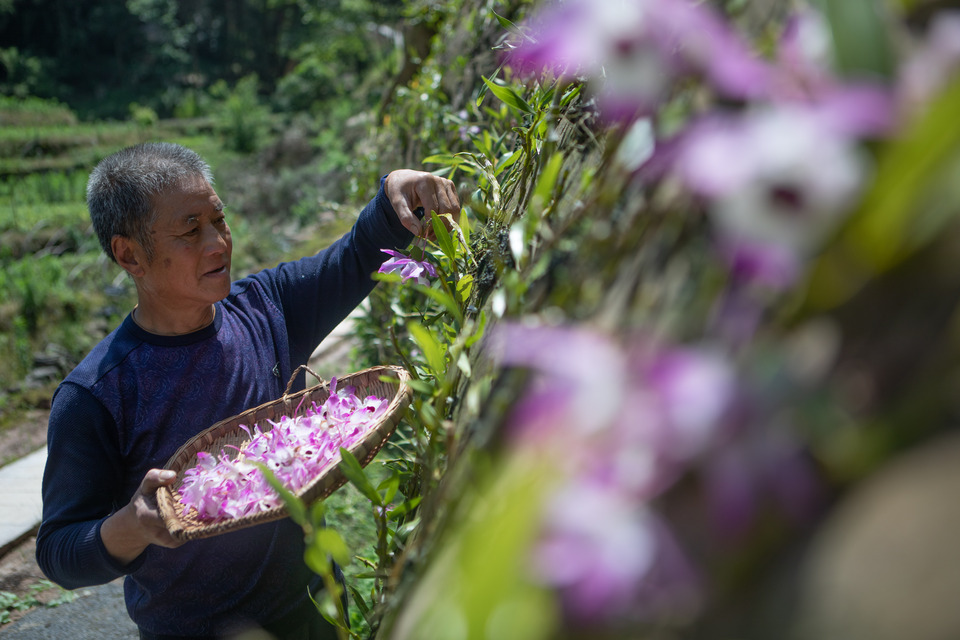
[284,364,327,397]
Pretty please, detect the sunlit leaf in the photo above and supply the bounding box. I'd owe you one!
[387,496,422,521]
[409,322,447,377]
[431,213,456,262]
[252,462,307,526]
[482,76,534,114]
[415,285,464,325]
[378,473,400,505]
[337,447,382,506]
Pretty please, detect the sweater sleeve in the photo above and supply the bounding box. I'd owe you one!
[36,382,142,589]
[255,177,414,371]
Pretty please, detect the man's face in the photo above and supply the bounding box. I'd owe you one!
[137,176,233,311]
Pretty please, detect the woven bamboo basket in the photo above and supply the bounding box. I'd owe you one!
[156,364,412,541]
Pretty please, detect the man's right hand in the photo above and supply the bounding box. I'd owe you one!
[100,469,185,565]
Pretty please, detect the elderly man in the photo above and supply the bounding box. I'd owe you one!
[36,142,459,639]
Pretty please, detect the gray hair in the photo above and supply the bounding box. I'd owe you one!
[87,142,214,263]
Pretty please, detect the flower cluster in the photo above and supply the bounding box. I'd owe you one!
[178,379,389,522]
[508,0,907,294]
[490,322,822,625]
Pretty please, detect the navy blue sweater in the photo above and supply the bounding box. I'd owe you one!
[36,183,411,637]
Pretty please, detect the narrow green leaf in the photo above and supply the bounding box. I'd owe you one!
[387,496,423,521]
[530,152,564,214]
[378,473,401,505]
[431,213,457,261]
[465,311,487,348]
[457,273,474,301]
[482,76,534,114]
[252,462,307,526]
[408,322,447,377]
[494,150,520,177]
[372,271,403,284]
[422,153,458,165]
[337,447,383,506]
[415,284,464,324]
[405,378,435,395]
[493,10,520,32]
[348,585,371,616]
[810,0,895,79]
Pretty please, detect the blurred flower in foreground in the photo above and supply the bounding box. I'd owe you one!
[489,324,736,623]
[534,479,701,624]
[378,248,437,285]
[673,104,869,289]
[702,421,823,541]
[772,5,894,137]
[898,10,960,110]
[507,0,769,121]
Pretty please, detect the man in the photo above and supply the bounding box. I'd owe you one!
[36,142,459,639]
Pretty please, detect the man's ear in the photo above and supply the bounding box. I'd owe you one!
[112,235,145,278]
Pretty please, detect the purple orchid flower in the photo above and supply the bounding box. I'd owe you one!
[489,324,736,495]
[378,249,437,286]
[673,104,868,289]
[508,0,771,121]
[532,478,702,625]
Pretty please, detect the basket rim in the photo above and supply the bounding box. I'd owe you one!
[156,364,412,541]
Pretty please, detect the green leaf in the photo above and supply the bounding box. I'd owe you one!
[252,462,307,526]
[408,322,447,377]
[372,271,403,285]
[431,213,457,262]
[405,378,435,395]
[387,496,423,521]
[494,149,521,176]
[422,153,458,165]
[457,273,474,301]
[337,448,383,506]
[482,76,534,114]
[492,10,520,32]
[529,152,564,215]
[309,500,327,526]
[378,473,401,505]
[465,311,487,348]
[348,585,371,616]
[415,285,464,325]
[810,0,895,79]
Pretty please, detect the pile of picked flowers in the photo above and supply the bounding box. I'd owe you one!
[178,378,389,522]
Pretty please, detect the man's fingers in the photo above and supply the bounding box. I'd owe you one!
[140,469,177,493]
[385,169,461,238]
[395,199,423,237]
